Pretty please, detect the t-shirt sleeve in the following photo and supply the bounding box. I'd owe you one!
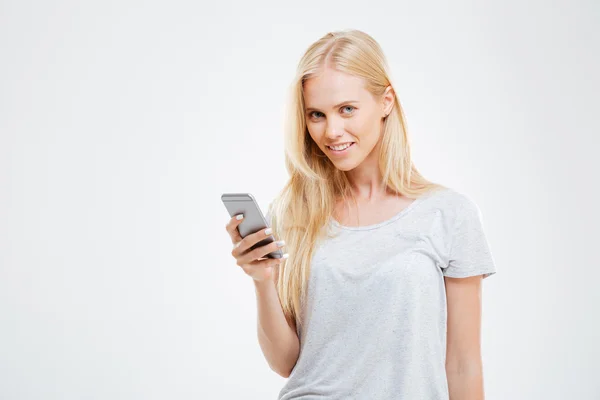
[442,196,497,279]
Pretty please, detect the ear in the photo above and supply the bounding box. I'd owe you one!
[382,85,395,117]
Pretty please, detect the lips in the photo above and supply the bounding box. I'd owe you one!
[326,142,354,150]
[326,142,355,155]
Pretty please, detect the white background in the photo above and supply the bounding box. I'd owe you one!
[1,0,599,399]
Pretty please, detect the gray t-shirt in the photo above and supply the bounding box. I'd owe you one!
[275,187,497,399]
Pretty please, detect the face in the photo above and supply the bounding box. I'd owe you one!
[303,66,394,171]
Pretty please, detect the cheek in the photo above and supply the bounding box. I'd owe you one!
[349,114,379,140]
[307,123,325,141]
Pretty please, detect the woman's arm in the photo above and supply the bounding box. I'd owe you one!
[444,275,485,400]
[254,274,300,378]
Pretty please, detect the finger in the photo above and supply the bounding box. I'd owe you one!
[244,258,282,278]
[249,257,282,269]
[225,214,245,244]
[238,240,285,265]
[232,225,274,257]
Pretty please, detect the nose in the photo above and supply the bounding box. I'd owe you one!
[325,118,344,140]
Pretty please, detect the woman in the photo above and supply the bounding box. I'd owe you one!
[225,29,497,400]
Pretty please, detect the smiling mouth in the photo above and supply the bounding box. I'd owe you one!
[326,143,355,156]
[326,142,355,151]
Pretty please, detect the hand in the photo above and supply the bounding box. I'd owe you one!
[225,214,287,282]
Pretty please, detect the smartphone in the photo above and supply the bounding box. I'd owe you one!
[221,193,284,259]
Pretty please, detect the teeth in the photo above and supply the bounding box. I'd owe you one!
[329,143,352,151]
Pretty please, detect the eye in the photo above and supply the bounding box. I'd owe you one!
[341,105,355,114]
[309,111,324,119]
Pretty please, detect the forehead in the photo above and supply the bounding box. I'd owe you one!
[303,67,370,107]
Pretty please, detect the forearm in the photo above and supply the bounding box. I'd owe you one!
[446,362,485,400]
[254,279,300,377]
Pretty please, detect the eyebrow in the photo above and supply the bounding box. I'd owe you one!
[305,100,359,112]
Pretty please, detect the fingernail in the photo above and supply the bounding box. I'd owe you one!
[236,214,244,220]
[276,240,285,247]
[282,253,289,259]
[264,228,272,235]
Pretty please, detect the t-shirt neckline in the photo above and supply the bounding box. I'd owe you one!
[329,188,444,231]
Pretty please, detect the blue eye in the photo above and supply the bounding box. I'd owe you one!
[308,106,355,119]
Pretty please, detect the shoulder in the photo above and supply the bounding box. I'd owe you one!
[423,186,480,220]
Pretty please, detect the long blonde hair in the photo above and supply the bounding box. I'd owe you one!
[267,29,446,331]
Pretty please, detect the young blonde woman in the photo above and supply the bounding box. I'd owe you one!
[225,29,497,400]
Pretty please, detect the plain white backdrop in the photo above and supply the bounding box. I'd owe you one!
[1,0,599,399]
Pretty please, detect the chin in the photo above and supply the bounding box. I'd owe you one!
[331,158,359,171]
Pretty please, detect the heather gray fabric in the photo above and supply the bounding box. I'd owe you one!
[273,187,497,400]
